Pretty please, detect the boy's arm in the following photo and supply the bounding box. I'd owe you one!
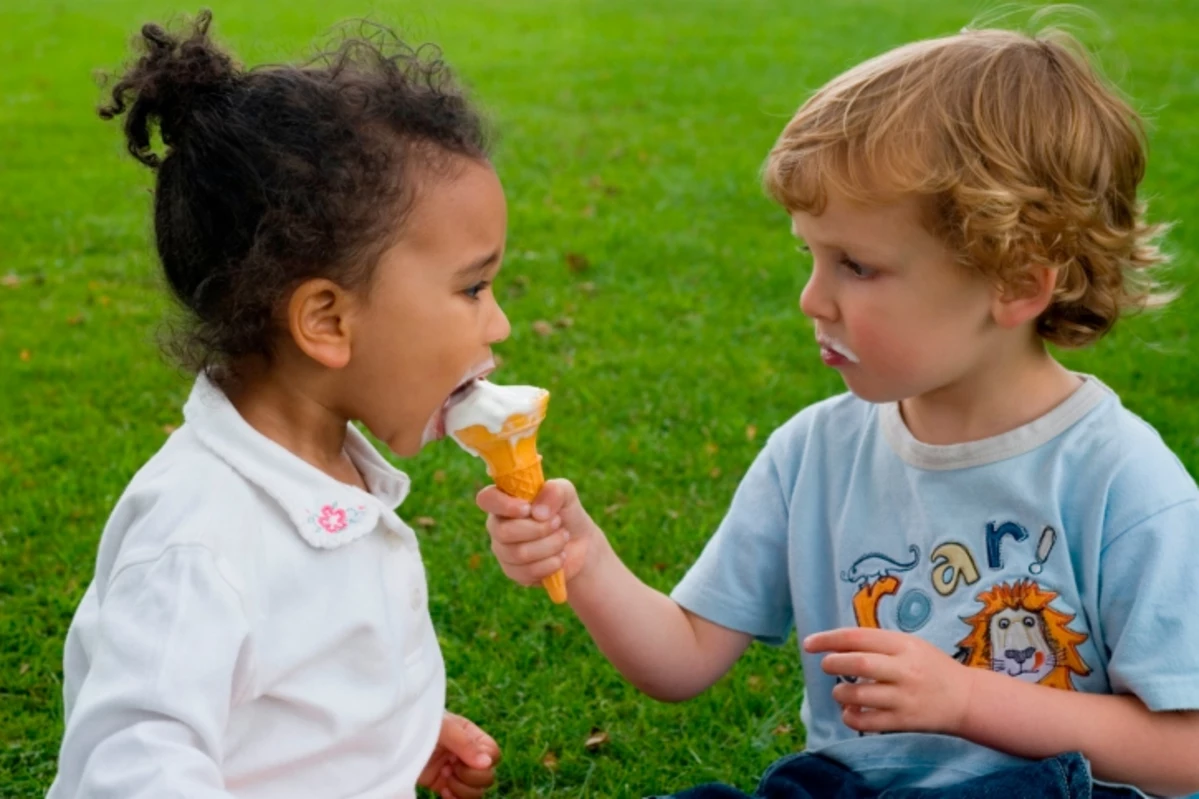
[806,627,1199,797]
[961,670,1199,796]
[567,530,753,701]
[478,480,752,701]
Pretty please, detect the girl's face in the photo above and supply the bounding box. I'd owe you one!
[347,158,512,457]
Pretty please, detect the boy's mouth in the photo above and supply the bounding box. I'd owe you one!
[816,333,860,366]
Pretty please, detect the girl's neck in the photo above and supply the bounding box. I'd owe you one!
[898,343,1082,446]
[222,366,369,491]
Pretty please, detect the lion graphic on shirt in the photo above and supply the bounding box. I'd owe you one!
[956,579,1091,690]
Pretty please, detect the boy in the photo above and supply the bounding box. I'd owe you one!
[482,25,1199,799]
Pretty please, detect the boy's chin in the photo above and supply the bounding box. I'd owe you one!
[840,376,907,405]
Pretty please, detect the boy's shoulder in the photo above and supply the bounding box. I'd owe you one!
[1064,382,1199,519]
[765,390,876,457]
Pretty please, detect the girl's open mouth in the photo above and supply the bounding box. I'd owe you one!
[432,361,496,439]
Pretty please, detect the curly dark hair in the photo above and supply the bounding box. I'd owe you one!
[99,10,490,374]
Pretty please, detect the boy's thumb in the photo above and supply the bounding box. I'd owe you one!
[531,478,575,520]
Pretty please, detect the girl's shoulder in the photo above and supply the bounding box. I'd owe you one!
[96,425,264,582]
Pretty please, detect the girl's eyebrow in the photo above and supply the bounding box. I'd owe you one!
[454,249,501,279]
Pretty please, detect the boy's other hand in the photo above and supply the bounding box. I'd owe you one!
[476,478,601,587]
[804,627,976,736]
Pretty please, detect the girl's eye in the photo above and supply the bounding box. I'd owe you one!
[463,281,490,300]
[840,257,876,279]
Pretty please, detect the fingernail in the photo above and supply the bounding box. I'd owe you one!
[550,516,562,530]
[478,754,493,767]
[532,504,550,521]
[519,502,531,517]
[562,530,571,541]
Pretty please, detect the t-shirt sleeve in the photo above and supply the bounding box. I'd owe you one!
[1099,497,1199,712]
[671,436,794,645]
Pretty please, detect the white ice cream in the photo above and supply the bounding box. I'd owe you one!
[817,333,860,364]
[445,380,548,439]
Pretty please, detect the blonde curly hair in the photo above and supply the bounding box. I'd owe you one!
[763,26,1170,348]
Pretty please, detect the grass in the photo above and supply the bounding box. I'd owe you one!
[1,0,1197,796]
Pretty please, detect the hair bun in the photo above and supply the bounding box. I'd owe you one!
[99,10,237,168]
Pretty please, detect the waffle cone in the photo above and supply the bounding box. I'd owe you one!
[452,392,566,603]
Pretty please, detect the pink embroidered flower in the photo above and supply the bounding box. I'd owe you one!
[317,504,347,533]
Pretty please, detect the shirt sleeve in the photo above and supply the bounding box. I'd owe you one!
[1099,497,1199,712]
[52,546,250,798]
[671,437,794,645]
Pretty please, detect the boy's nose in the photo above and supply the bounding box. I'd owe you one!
[799,265,835,322]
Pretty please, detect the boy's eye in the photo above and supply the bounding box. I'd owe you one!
[840,257,876,279]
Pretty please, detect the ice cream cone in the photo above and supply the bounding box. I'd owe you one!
[451,391,567,603]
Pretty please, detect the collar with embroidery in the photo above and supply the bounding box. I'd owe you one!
[182,374,414,550]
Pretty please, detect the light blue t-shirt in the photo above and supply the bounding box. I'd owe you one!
[672,376,1199,793]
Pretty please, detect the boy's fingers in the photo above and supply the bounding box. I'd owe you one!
[476,485,530,518]
[820,652,902,683]
[804,627,906,655]
[494,531,569,566]
[485,515,559,545]
[523,555,568,582]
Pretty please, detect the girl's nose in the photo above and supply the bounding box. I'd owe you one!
[488,301,512,344]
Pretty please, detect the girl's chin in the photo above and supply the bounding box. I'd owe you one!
[413,411,446,452]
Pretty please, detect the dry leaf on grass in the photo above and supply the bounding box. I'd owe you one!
[584,728,609,752]
[565,252,590,273]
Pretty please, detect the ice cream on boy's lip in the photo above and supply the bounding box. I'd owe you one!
[817,333,859,365]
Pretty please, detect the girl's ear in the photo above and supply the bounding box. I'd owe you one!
[991,266,1059,330]
[286,278,354,369]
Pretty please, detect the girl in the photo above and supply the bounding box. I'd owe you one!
[50,13,508,799]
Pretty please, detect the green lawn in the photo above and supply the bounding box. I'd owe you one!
[2,1,1197,796]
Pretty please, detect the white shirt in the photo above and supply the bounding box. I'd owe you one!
[49,375,445,799]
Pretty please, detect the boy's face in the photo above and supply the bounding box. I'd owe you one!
[347,157,512,457]
[791,190,999,404]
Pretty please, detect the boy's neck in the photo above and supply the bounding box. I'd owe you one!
[898,348,1082,446]
[222,366,369,491]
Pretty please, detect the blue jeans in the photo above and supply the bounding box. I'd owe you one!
[648,751,1141,799]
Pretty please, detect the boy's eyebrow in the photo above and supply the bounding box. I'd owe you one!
[454,249,501,279]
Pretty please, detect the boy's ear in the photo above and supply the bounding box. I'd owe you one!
[286,278,353,369]
[991,266,1059,330]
